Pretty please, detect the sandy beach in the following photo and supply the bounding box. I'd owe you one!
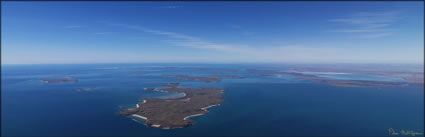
[154,88,168,92]
[135,100,146,108]
[183,104,220,120]
[201,104,219,110]
[183,113,205,120]
[131,114,148,121]
[151,124,161,128]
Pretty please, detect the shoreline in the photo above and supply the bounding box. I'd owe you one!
[135,100,146,109]
[124,85,225,129]
[151,124,161,128]
[201,104,219,110]
[183,104,220,120]
[131,114,148,121]
[183,113,205,120]
[154,88,168,92]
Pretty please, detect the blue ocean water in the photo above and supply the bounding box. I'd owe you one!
[1,64,423,136]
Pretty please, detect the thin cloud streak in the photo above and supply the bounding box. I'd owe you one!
[329,11,401,38]
[112,24,348,62]
[92,32,112,35]
[329,29,392,33]
[329,11,400,25]
[359,33,393,38]
[64,25,87,29]
[112,24,199,41]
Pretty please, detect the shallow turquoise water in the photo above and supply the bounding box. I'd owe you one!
[2,64,423,136]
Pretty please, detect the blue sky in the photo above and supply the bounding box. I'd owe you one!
[2,2,423,64]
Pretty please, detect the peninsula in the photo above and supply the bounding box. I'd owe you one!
[120,83,225,129]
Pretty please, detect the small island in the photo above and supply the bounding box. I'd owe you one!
[41,77,78,84]
[120,83,225,129]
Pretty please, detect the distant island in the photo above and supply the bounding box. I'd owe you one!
[245,69,408,87]
[291,66,424,86]
[307,77,408,87]
[163,74,242,82]
[120,83,225,129]
[209,74,242,79]
[136,66,420,87]
[40,77,78,84]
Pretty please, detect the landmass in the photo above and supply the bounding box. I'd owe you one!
[136,66,241,72]
[163,74,242,83]
[130,65,420,87]
[120,83,225,129]
[40,77,78,84]
[182,67,242,72]
[246,69,409,87]
[208,74,242,79]
[163,75,221,82]
[290,64,424,86]
[307,77,407,87]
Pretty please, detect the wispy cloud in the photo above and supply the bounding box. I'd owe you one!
[64,25,87,29]
[329,11,401,38]
[92,32,112,35]
[329,28,391,33]
[359,32,393,38]
[111,24,199,40]
[110,23,346,62]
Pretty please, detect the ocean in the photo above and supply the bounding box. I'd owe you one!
[1,64,423,136]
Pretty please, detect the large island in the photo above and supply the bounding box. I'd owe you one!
[120,83,225,129]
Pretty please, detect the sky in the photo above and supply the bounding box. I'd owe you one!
[1,2,424,64]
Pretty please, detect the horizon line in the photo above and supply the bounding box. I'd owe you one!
[2,62,424,65]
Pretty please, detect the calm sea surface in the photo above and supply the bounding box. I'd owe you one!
[2,64,423,136]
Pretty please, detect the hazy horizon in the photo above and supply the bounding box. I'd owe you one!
[2,2,424,64]
[2,62,425,65]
